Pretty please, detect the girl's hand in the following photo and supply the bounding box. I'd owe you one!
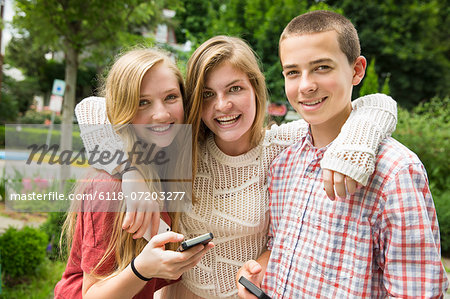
[122,169,160,239]
[322,169,361,200]
[134,232,215,280]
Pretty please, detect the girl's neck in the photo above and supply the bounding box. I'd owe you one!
[213,131,252,156]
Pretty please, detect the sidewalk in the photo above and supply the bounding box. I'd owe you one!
[0,214,42,234]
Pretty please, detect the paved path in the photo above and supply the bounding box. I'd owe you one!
[0,215,42,234]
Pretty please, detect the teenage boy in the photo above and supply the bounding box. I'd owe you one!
[237,10,448,298]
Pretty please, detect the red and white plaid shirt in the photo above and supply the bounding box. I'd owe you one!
[263,133,448,298]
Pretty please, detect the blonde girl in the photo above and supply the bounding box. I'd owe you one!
[54,48,212,299]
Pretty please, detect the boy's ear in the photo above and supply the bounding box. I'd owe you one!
[352,56,367,86]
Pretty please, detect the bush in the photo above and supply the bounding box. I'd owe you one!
[392,96,450,255]
[393,97,449,191]
[0,124,4,148]
[433,189,450,255]
[40,212,68,260]
[0,93,20,124]
[4,125,83,150]
[0,226,48,283]
[19,110,62,125]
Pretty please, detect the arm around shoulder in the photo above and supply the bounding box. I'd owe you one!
[321,93,398,185]
[75,96,125,175]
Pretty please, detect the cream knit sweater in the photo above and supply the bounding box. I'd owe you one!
[75,93,397,298]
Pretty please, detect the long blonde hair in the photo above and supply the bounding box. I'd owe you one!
[185,35,268,174]
[62,47,188,280]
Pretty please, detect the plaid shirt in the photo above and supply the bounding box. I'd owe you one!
[263,133,448,298]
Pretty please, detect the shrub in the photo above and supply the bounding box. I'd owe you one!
[392,96,450,255]
[0,226,48,283]
[0,124,4,148]
[0,93,20,124]
[40,212,68,260]
[4,125,83,150]
[359,58,379,96]
[393,97,449,191]
[19,110,62,125]
[433,189,450,255]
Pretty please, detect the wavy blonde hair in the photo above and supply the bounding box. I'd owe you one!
[185,36,268,178]
[62,47,188,280]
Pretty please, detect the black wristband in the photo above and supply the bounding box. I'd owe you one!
[130,257,152,281]
[114,166,138,179]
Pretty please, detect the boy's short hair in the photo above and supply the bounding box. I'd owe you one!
[280,10,360,64]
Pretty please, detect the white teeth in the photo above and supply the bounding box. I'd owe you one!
[303,97,325,106]
[148,124,171,132]
[216,115,239,124]
[216,115,239,121]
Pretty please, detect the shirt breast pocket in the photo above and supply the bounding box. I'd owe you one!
[306,201,371,284]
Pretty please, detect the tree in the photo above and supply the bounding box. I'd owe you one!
[326,0,450,108]
[12,0,167,183]
[5,35,97,103]
[360,58,379,96]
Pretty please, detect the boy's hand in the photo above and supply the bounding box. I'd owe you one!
[322,169,360,200]
[122,170,160,239]
[236,260,264,299]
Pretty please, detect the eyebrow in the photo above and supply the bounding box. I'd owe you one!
[204,79,243,90]
[283,58,335,70]
[140,88,179,98]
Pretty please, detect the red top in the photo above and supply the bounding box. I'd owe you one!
[54,172,173,298]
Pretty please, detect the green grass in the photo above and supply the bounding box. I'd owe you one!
[0,258,65,299]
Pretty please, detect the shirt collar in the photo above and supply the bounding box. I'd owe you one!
[303,126,328,159]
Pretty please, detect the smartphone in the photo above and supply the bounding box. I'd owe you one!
[238,276,271,299]
[143,218,171,241]
[177,233,214,252]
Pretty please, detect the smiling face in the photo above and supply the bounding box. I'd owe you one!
[280,30,365,145]
[201,61,256,156]
[132,62,184,148]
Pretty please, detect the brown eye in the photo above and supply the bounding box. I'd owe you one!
[316,65,331,71]
[166,94,178,101]
[229,86,241,92]
[285,70,299,77]
[203,91,214,99]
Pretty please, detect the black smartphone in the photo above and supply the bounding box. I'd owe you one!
[177,233,214,252]
[238,276,271,299]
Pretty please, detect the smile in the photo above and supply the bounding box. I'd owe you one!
[146,124,172,133]
[215,114,241,125]
[301,96,327,106]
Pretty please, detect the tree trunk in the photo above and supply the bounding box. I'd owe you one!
[59,44,78,191]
